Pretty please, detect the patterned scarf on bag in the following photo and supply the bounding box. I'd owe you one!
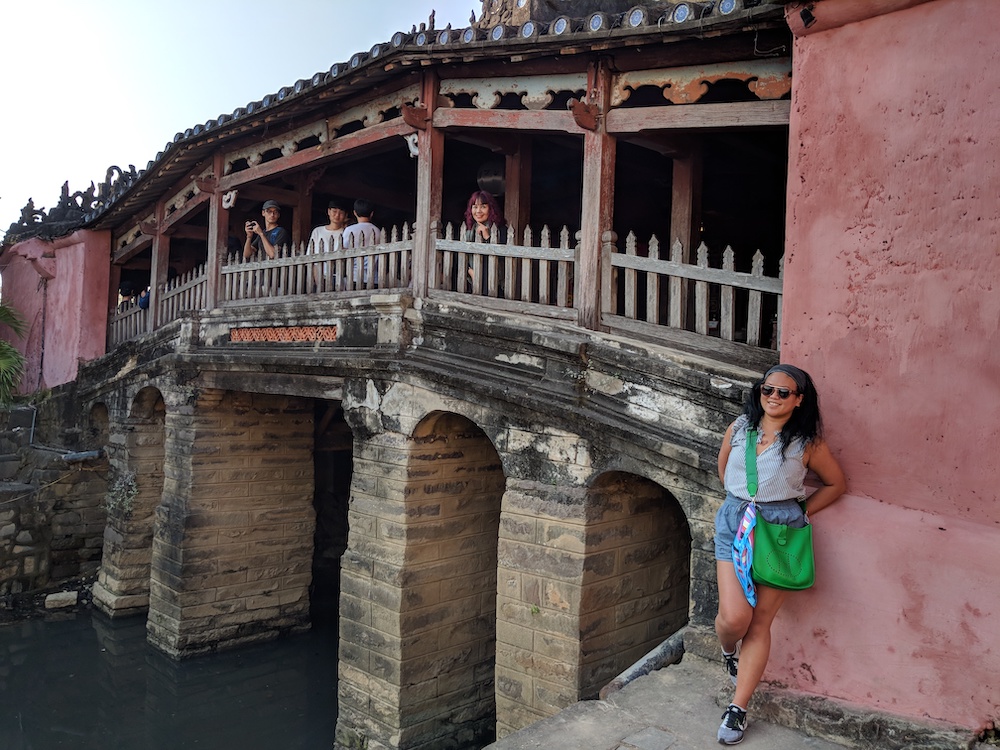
[732,501,757,607]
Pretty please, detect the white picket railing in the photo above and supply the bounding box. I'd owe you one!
[108,223,784,353]
[221,224,412,303]
[108,303,149,347]
[432,222,575,308]
[158,263,208,326]
[603,233,783,349]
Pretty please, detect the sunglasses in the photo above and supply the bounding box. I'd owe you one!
[760,384,799,400]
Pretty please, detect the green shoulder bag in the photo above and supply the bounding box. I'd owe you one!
[746,430,815,590]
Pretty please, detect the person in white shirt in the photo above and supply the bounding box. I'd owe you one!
[309,198,350,253]
[341,199,381,286]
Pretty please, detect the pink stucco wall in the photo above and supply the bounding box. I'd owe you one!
[0,230,110,392]
[776,0,998,729]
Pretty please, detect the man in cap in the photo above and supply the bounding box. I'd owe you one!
[244,199,290,260]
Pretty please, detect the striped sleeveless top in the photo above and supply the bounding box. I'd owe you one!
[723,414,807,503]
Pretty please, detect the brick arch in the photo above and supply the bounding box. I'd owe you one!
[92,385,166,618]
[579,471,691,698]
[338,408,504,750]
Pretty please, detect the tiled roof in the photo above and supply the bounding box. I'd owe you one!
[4,1,784,244]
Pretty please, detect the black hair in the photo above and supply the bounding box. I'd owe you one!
[743,363,824,458]
[353,198,374,218]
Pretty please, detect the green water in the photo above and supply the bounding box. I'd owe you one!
[0,612,338,749]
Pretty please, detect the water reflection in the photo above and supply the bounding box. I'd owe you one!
[0,612,337,749]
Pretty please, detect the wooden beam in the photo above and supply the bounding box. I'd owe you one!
[569,99,599,132]
[161,191,211,233]
[218,119,413,192]
[402,103,429,130]
[112,234,153,264]
[433,108,587,135]
[606,100,791,133]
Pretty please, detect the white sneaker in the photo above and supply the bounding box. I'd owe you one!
[717,703,747,745]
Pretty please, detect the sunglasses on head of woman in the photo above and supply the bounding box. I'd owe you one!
[760,384,799,399]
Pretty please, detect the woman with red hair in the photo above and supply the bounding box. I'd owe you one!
[460,190,507,294]
[463,190,506,242]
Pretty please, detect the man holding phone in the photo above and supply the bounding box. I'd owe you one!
[243,199,290,259]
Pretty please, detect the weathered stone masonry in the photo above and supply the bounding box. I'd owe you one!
[0,404,109,598]
[332,351,725,748]
[147,389,315,656]
[52,297,758,748]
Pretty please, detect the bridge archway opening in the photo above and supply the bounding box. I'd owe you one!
[94,386,166,619]
[311,400,353,626]
[580,471,691,699]
[403,410,505,748]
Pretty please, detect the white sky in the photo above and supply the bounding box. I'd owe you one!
[0,0,479,238]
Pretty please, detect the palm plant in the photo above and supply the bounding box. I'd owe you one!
[0,303,26,403]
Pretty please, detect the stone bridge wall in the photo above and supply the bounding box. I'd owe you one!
[55,296,761,747]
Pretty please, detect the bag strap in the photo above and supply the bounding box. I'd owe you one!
[745,429,758,501]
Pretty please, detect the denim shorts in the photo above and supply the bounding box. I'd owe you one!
[714,494,808,561]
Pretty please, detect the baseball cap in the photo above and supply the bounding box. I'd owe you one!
[262,200,280,210]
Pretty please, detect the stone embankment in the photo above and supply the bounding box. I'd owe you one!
[0,401,107,604]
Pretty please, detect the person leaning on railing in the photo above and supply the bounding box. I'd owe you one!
[461,190,507,294]
[244,200,289,260]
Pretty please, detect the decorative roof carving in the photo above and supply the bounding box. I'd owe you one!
[4,165,140,247]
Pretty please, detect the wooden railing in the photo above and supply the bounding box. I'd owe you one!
[221,225,412,303]
[158,263,208,326]
[602,233,783,349]
[107,222,784,354]
[108,303,149,347]
[431,222,576,316]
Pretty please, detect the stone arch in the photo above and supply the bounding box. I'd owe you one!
[92,385,166,617]
[579,471,691,698]
[338,406,505,750]
[405,410,504,747]
[585,437,721,661]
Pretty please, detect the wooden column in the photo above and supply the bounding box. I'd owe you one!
[668,147,702,328]
[578,59,616,330]
[205,156,226,310]
[412,71,443,298]
[108,265,122,318]
[149,201,170,331]
[294,171,320,248]
[669,148,702,263]
[504,135,532,236]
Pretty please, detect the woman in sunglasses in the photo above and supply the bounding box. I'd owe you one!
[713,364,846,745]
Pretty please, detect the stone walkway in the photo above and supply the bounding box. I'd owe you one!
[485,655,853,750]
[486,652,984,750]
